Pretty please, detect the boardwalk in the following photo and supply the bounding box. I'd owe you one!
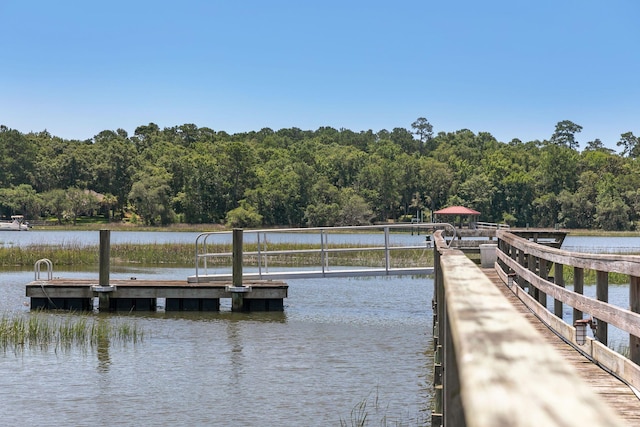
[482,267,640,426]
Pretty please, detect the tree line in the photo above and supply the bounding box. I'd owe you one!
[1,119,639,230]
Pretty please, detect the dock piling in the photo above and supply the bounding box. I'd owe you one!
[98,230,112,311]
[231,228,246,311]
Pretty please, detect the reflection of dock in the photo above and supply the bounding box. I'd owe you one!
[26,279,288,312]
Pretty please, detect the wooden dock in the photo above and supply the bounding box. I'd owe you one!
[26,279,288,312]
[482,267,640,426]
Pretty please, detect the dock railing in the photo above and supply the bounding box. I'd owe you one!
[474,221,510,230]
[192,223,455,282]
[495,230,640,382]
[432,230,627,427]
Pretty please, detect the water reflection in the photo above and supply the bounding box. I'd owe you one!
[227,320,244,388]
[96,316,111,373]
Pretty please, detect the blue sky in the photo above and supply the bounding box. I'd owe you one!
[1,1,639,150]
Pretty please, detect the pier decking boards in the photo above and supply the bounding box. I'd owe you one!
[26,279,288,312]
[482,267,640,425]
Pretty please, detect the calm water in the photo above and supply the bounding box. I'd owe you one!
[0,266,433,426]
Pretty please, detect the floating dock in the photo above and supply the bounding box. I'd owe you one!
[26,279,288,312]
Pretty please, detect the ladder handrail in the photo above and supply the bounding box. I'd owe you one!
[34,258,53,281]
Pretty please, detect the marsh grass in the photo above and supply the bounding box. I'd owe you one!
[339,388,427,427]
[561,268,630,285]
[0,312,143,352]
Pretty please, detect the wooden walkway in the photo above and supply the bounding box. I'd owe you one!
[481,267,640,426]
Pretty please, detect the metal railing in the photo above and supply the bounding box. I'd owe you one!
[191,223,455,282]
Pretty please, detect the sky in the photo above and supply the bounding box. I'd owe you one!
[1,0,639,150]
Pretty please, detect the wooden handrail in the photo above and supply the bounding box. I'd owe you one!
[495,229,640,392]
[432,230,625,427]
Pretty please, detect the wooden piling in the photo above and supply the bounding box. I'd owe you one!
[98,230,111,311]
[231,228,245,311]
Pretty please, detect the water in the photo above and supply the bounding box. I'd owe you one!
[0,267,433,426]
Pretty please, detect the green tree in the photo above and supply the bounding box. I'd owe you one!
[411,117,434,153]
[0,184,41,219]
[0,126,37,187]
[617,131,639,158]
[336,188,373,226]
[128,170,175,225]
[65,187,100,225]
[41,188,69,224]
[225,202,263,228]
[550,120,582,149]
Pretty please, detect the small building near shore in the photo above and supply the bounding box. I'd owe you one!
[433,205,481,229]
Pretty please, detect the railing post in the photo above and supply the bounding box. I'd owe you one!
[528,253,537,298]
[517,249,526,289]
[320,230,326,275]
[630,276,640,365]
[554,263,564,318]
[538,258,548,308]
[595,270,608,345]
[384,227,390,273]
[573,267,584,323]
[257,232,262,279]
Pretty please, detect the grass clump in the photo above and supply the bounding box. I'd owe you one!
[339,388,428,427]
[0,312,144,352]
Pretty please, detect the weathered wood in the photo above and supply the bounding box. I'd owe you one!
[498,230,640,275]
[440,249,624,426]
[574,266,584,323]
[498,253,640,339]
[232,228,243,288]
[553,263,564,318]
[99,229,110,287]
[630,275,640,365]
[596,270,609,344]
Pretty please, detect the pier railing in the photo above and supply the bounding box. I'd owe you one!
[432,230,626,427]
[191,223,454,282]
[495,230,640,386]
